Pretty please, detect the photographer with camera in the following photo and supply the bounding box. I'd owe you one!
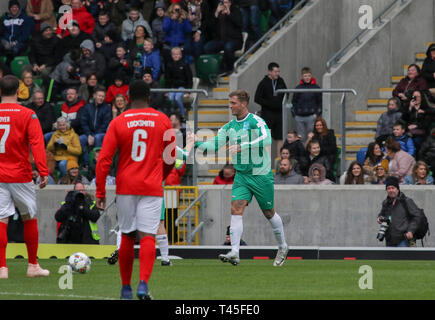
[376,176,424,247]
[55,183,101,244]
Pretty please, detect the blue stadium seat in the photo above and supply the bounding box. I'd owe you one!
[356,147,367,165]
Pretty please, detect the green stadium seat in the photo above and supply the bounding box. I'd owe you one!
[54,101,63,119]
[159,74,165,87]
[33,77,43,88]
[0,56,6,64]
[11,56,30,77]
[260,10,271,34]
[333,147,341,179]
[195,54,222,84]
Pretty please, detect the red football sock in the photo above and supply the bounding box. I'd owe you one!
[119,234,136,286]
[23,219,39,265]
[0,222,8,268]
[139,236,156,283]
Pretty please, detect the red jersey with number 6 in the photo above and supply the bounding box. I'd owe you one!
[0,103,48,183]
[96,108,175,198]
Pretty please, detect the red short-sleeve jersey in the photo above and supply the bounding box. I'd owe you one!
[96,107,175,198]
[0,103,48,183]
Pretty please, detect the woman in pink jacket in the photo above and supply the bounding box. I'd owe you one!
[385,137,416,183]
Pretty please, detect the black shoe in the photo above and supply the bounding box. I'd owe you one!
[108,249,119,265]
[161,258,173,266]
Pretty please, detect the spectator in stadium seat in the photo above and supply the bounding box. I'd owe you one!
[165,47,193,118]
[97,28,120,61]
[300,139,333,181]
[79,87,112,167]
[340,161,369,185]
[130,0,156,22]
[47,117,82,177]
[169,111,186,147]
[236,0,261,43]
[111,93,128,119]
[56,19,92,62]
[223,225,247,246]
[92,10,118,51]
[56,0,95,38]
[392,64,427,105]
[141,38,161,82]
[127,25,151,79]
[151,1,167,50]
[26,0,57,30]
[375,97,402,146]
[121,7,153,42]
[274,146,301,175]
[107,44,133,84]
[32,163,55,185]
[306,163,333,185]
[254,62,287,157]
[390,120,415,157]
[49,48,82,100]
[104,0,127,28]
[362,141,387,178]
[78,73,99,103]
[61,86,87,135]
[18,69,41,107]
[213,164,236,185]
[419,128,435,174]
[203,0,242,74]
[403,161,433,185]
[385,137,415,183]
[27,89,56,145]
[291,67,322,144]
[305,117,337,175]
[29,23,60,86]
[369,163,389,185]
[142,67,171,114]
[421,43,435,97]
[282,130,305,165]
[0,0,34,61]
[183,0,206,62]
[77,39,106,81]
[58,159,90,184]
[400,90,431,154]
[274,158,304,185]
[105,73,129,104]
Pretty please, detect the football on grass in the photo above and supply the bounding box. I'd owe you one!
[68,252,91,274]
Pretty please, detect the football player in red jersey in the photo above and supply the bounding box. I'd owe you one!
[96,80,175,299]
[0,75,50,279]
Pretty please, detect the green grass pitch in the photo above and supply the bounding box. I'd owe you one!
[1,259,435,300]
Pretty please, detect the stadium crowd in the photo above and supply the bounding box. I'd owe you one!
[0,0,298,184]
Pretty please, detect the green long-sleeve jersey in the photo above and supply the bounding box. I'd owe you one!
[195,113,272,175]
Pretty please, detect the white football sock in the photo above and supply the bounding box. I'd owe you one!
[230,215,243,254]
[268,213,287,248]
[156,234,169,260]
[116,230,122,250]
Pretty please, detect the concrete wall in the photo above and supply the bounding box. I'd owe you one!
[323,0,435,131]
[198,185,435,247]
[33,185,435,247]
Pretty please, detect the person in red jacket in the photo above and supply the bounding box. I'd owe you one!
[0,75,50,279]
[56,0,95,38]
[105,73,130,104]
[213,164,235,185]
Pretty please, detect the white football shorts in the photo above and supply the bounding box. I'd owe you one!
[0,182,37,220]
[115,195,163,234]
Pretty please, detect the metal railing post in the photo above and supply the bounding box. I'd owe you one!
[275,88,357,178]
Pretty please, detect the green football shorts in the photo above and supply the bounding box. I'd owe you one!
[231,170,274,210]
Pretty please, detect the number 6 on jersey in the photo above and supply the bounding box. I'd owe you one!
[131,129,147,161]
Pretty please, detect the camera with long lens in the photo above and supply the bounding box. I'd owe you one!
[56,191,86,243]
[377,216,390,241]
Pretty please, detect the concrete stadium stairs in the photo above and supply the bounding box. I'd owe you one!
[342,42,432,168]
[187,76,231,185]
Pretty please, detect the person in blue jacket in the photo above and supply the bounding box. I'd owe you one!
[0,0,34,62]
[79,86,112,167]
[141,38,161,81]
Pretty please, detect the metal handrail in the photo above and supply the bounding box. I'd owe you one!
[233,0,309,73]
[151,88,208,186]
[326,0,407,72]
[274,88,357,177]
[175,190,207,227]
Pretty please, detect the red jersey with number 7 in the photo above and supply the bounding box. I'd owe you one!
[0,103,48,183]
[96,108,175,199]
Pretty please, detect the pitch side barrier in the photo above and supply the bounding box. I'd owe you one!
[274,88,357,176]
